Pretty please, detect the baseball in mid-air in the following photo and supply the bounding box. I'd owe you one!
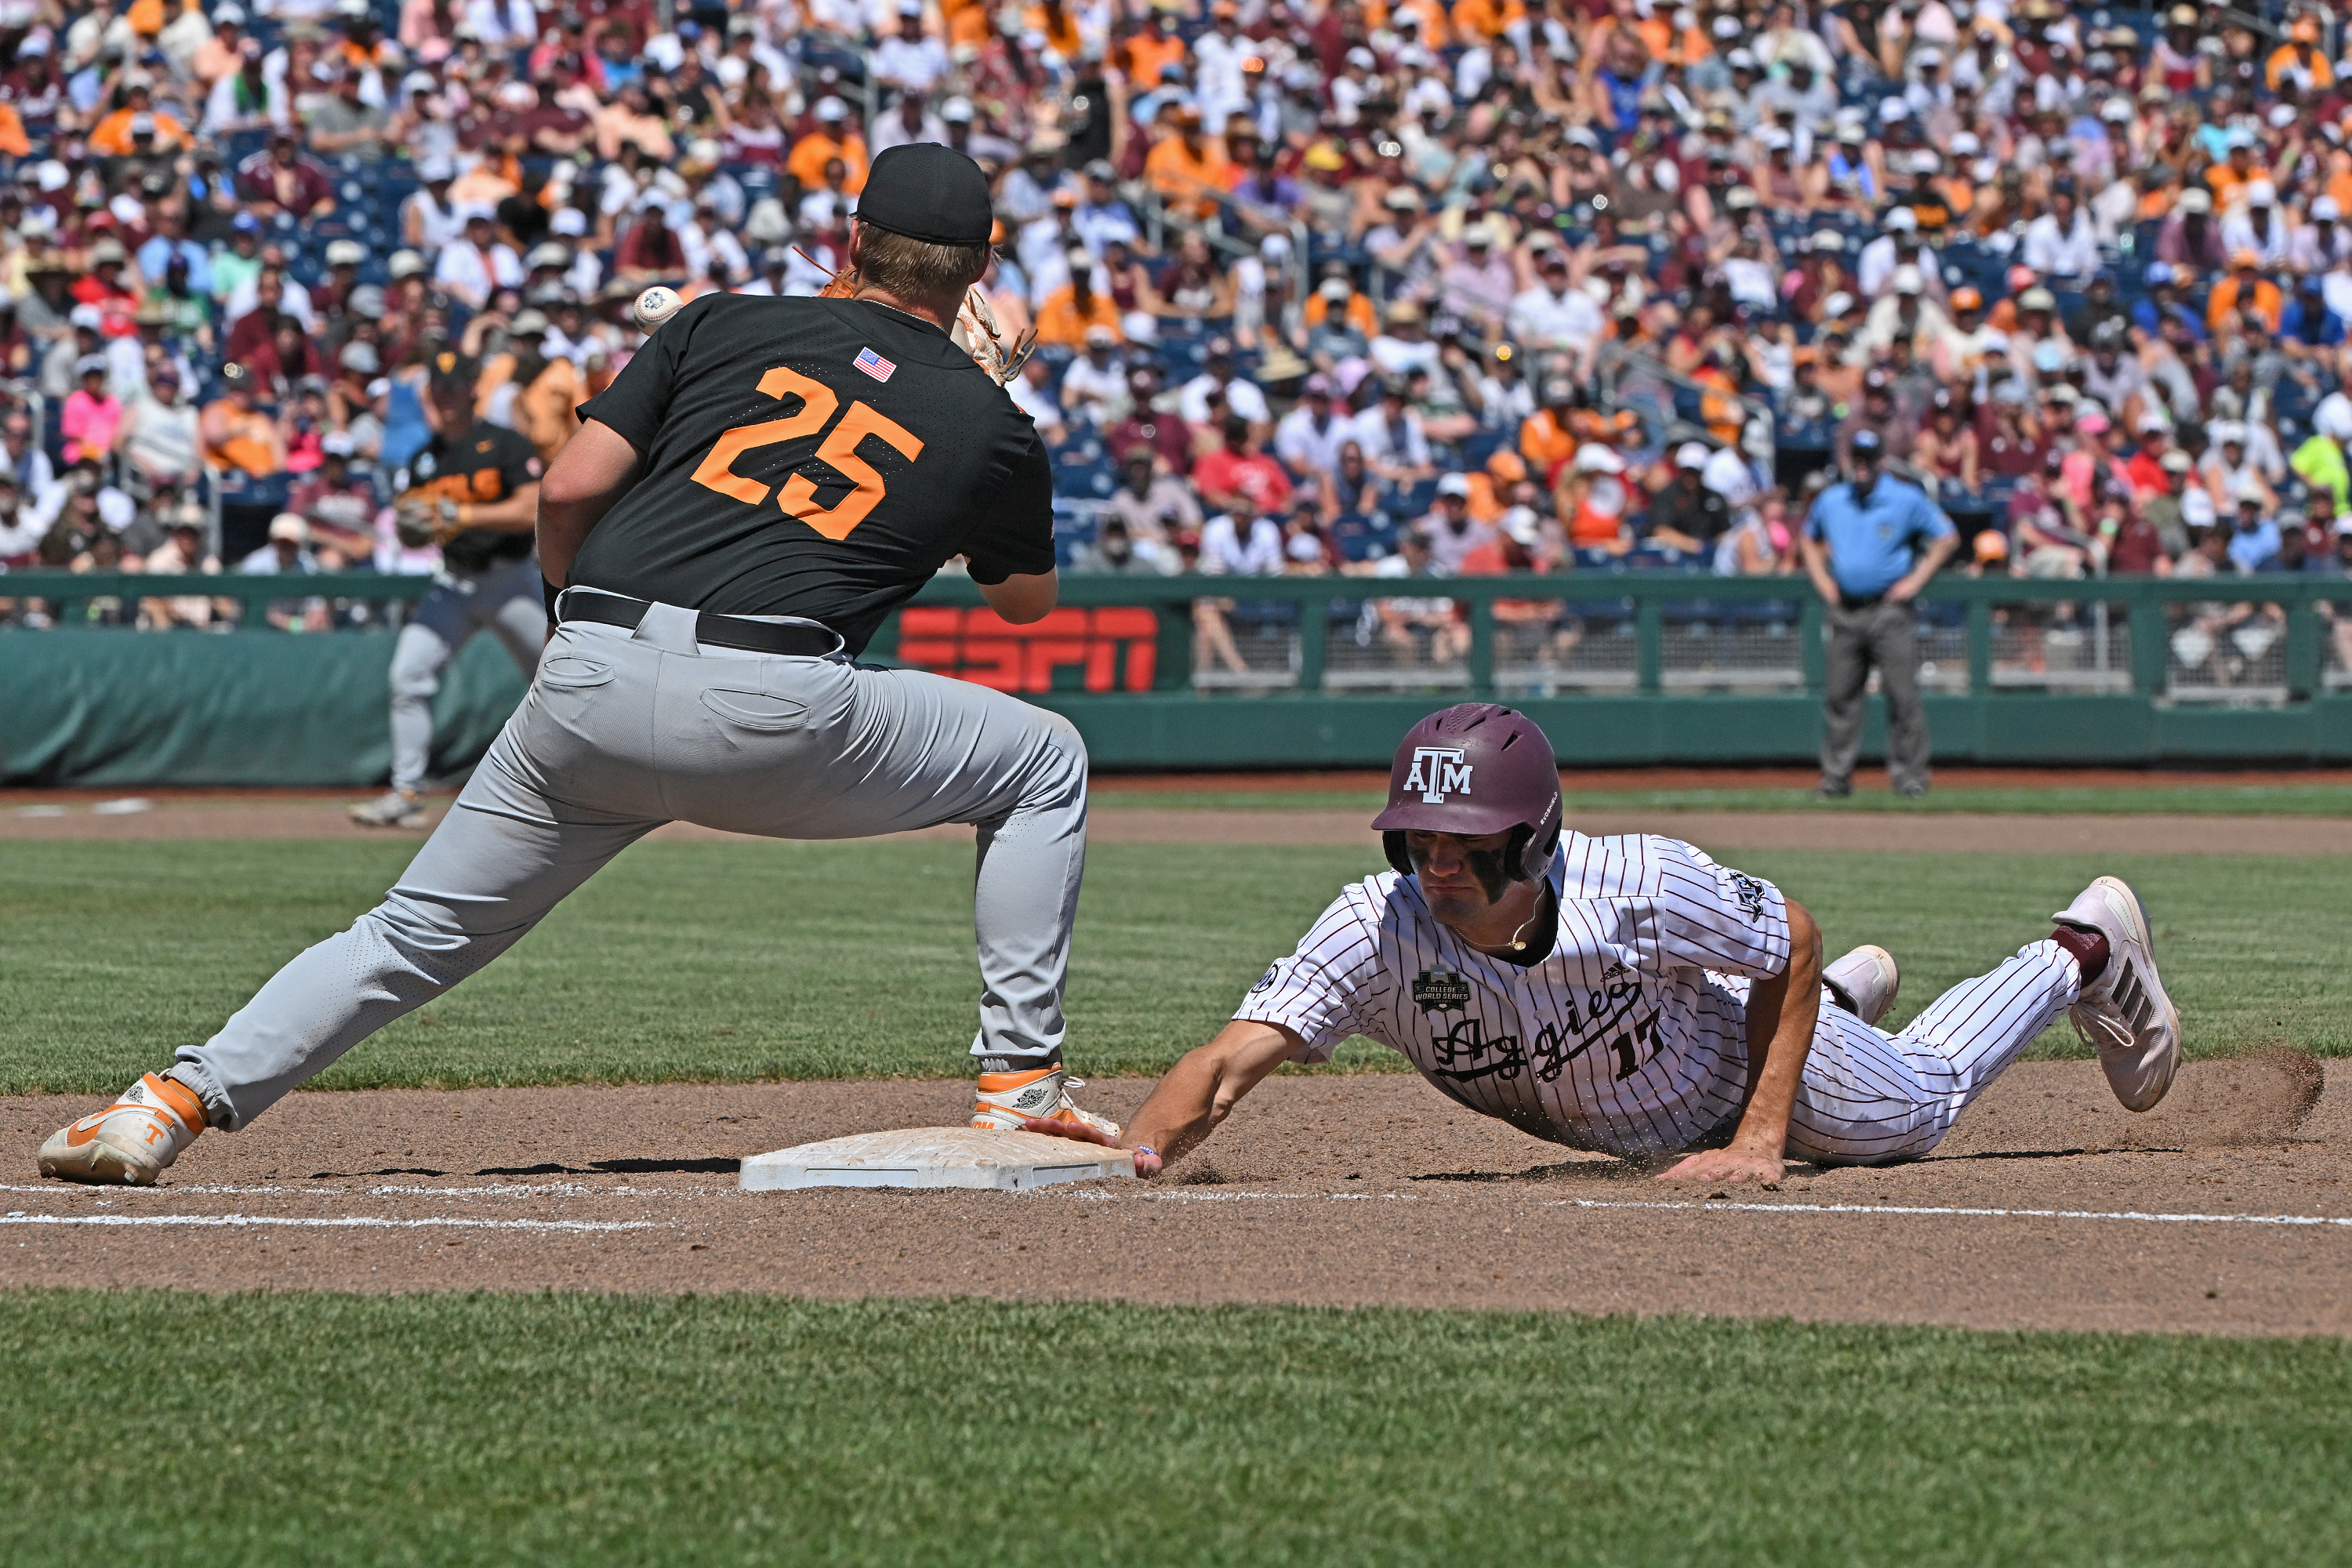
[633,285,684,331]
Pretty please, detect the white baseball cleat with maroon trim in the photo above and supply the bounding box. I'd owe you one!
[1824,945,1901,1027]
[2053,876,2182,1113]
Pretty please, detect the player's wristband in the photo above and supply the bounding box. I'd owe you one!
[543,576,562,627]
[1132,1145,1158,1163]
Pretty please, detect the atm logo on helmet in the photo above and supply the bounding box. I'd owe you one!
[1405,746,1474,804]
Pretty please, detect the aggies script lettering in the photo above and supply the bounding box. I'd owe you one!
[1425,964,1665,1086]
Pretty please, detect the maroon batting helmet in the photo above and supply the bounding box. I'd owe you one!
[1370,703,1563,882]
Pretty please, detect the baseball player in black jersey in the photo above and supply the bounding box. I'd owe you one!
[1027,706,2181,1185]
[42,144,1116,1186]
[349,365,548,831]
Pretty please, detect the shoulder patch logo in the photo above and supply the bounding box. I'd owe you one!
[1412,968,1472,1013]
[476,440,492,452]
[1249,964,1279,995]
[1727,872,1769,923]
[854,347,896,383]
[1402,745,1472,804]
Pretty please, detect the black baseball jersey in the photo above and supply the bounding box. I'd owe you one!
[395,420,541,574]
[570,293,1056,653]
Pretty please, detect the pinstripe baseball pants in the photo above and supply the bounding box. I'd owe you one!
[1781,939,2082,1165]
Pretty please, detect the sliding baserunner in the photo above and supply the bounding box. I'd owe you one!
[1029,703,2180,1182]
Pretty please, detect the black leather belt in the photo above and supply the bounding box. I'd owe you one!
[561,592,841,656]
[1838,593,1887,612]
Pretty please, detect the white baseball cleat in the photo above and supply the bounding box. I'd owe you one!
[2053,876,2182,1112]
[1824,945,1901,1027]
[347,788,428,829]
[972,1066,1120,1138]
[38,1073,208,1185]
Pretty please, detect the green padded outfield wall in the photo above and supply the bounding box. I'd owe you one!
[2,629,528,787]
[9,566,2352,784]
[7,628,2352,786]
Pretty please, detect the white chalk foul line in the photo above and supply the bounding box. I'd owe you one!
[1065,1189,1421,1203]
[1064,1189,2352,1229]
[0,1181,654,1200]
[1,1210,659,1233]
[1545,1198,2352,1228]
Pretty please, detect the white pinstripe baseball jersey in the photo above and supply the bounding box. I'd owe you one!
[1235,833,1794,1158]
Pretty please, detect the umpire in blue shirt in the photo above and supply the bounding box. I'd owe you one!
[1799,430,1960,798]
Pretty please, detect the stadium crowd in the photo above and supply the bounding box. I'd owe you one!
[0,0,2349,679]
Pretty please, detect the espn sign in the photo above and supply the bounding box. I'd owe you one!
[896,606,1160,694]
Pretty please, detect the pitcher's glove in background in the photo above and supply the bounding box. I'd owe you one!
[394,496,461,547]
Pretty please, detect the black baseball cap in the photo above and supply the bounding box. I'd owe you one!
[1852,429,1885,456]
[857,144,994,246]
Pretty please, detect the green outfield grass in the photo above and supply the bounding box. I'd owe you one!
[1096,782,2352,815]
[3,1290,2346,1567]
[2,839,2343,1097]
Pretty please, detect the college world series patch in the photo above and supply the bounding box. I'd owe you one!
[1412,968,1472,1013]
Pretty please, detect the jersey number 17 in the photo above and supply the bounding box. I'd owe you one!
[689,365,924,540]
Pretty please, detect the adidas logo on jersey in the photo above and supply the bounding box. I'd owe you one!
[1403,746,1473,804]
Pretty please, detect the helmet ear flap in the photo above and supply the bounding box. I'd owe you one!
[1504,825,1536,881]
[1383,829,1414,878]
[1525,820,1560,880]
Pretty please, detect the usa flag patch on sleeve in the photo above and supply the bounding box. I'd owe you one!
[854,347,896,383]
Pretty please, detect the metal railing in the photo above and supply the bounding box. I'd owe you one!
[0,571,434,628]
[6,568,2346,703]
[895,572,2352,702]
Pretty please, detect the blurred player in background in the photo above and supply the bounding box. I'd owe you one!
[347,358,547,830]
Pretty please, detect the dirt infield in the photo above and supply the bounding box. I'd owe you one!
[5,1054,2343,1336]
[5,794,2348,854]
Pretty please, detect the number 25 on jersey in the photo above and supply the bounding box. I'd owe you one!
[689,365,924,541]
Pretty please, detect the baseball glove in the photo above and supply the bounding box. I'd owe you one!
[804,250,1036,387]
[393,495,461,547]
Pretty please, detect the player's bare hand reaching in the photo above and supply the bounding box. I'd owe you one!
[1656,1145,1784,1185]
[1022,1019,1299,1180]
[1653,897,1822,1187]
[1022,1116,1163,1178]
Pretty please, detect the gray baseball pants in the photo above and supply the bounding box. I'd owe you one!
[167,593,1089,1131]
[1820,599,1931,794]
[389,556,550,793]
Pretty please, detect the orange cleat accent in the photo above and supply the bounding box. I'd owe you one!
[971,1066,1119,1137]
[38,1073,207,1185]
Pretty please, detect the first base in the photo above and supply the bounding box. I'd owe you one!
[738,1127,1134,1192]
